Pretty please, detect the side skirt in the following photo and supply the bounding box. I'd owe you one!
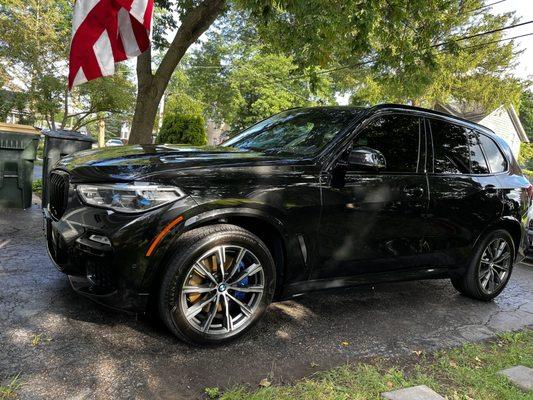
[281,267,450,299]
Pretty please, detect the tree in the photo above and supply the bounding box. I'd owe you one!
[156,113,207,145]
[339,10,523,111]
[0,0,135,130]
[130,0,495,144]
[520,90,533,140]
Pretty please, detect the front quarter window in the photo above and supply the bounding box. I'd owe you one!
[223,108,360,156]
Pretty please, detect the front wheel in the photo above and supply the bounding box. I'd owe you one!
[158,224,276,345]
[451,229,514,301]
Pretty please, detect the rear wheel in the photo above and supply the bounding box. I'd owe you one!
[451,229,514,301]
[158,224,275,345]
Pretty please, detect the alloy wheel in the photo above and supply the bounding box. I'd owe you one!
[478,238,511,294]
[177,245,265,335]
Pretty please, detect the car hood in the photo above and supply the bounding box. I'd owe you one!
[56,144,303,181]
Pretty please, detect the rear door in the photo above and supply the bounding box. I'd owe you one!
[425,118,504,267]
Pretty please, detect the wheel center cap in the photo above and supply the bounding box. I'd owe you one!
[218,283,227,293]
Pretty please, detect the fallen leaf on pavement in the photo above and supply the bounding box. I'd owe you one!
[259,378,271,388]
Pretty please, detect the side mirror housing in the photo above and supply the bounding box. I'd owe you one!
[348,147,386,171]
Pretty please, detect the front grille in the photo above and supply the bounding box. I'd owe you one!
[529,220,533,230]
[49,171,69,220]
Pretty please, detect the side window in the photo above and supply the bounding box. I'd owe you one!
[468,131,490,174]
[430,119,470,174]
[353,114,420,173]
[479,134,507,173]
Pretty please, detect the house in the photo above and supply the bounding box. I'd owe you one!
[435,103,529,159]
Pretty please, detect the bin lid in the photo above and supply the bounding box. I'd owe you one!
[44,129,96,142]
[0,123,40,136]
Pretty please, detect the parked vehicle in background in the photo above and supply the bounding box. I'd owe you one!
[105,138,124,147]
[44,104,532,344]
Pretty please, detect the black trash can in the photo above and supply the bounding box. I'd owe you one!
[0,123,40,209]
[42,130,95,209]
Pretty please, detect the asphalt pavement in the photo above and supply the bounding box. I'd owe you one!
[1,198,532,399]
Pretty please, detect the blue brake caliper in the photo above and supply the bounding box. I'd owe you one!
[234,261,248,301]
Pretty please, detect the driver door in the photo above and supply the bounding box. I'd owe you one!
[316,112,430,279]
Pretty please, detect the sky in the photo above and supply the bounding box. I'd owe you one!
[491,0,533,80]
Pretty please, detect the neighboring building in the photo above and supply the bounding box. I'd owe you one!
[435,103,529,159]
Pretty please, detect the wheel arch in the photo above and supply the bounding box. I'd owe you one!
[149,208,289,300]
[476,216,522,258]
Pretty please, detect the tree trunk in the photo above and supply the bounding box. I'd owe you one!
[128,0,226,144]
[129,77,163,144]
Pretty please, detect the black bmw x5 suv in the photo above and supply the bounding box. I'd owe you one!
[45,104,531,344]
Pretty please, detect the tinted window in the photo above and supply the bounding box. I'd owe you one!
[353,114,420,173]
[468,131,489,174]
[479,134,507,173]
[431,119,470,174]
[223,108,361,156]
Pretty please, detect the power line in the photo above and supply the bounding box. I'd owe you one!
[270,21,532,84]
[433,19,533,47]
[462,0,507,15]
[457,31,533,51]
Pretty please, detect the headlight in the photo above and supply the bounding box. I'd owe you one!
[77,183,185,213]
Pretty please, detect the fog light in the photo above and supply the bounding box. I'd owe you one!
[89,234,111,246]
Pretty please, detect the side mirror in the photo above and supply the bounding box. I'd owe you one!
[348,146,386,171]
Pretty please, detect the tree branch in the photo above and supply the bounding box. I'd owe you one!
[72,116,101,131]
[154,0,226,91]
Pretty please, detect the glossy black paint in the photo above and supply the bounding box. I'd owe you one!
[44,104,531,312]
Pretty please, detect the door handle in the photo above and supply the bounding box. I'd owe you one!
[403,187,424,198]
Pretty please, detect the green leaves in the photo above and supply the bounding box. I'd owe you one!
[156,113,208,145]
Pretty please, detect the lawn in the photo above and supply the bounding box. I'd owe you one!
[213,329,533,400]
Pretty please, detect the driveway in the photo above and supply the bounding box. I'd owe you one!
[1,199,532,399]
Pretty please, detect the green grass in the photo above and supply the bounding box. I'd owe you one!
[217,330,533,400]
[0,374,21,400]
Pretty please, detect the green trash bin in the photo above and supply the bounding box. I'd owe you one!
[0,123,40,209]
[42,130,95,209]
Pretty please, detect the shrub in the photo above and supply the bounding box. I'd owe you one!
[156,113,207,146]
[32,178,42,196]
[518,143,533,169]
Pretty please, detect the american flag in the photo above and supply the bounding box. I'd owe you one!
[69,0,154,89]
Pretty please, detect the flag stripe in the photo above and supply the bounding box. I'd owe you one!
[130,0,148,24]
[118,8,141,57]
[69,0,154,89]
[93,30,115,77]
[72,0,101,37]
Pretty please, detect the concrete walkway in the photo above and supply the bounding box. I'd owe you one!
[1,200,532,399]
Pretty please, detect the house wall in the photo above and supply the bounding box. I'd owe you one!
[478,107,521,159]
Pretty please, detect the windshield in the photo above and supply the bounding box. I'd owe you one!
[222,108,361,156]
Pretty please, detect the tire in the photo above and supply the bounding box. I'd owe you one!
[451,229,514,301]
[158,224,276,345]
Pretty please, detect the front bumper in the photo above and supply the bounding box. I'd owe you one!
[44,188,196,313]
